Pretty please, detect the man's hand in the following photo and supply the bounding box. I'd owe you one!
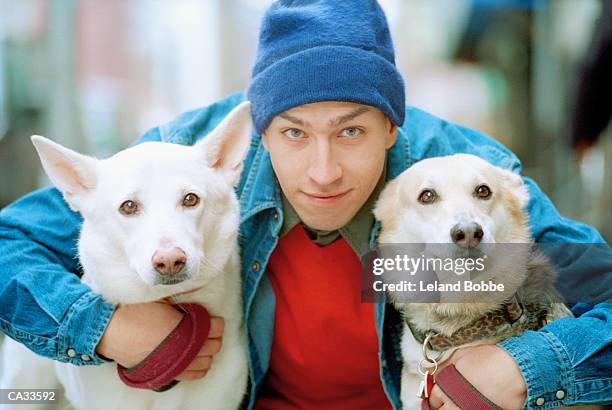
[427,344,526,410]
[96,301,224,381]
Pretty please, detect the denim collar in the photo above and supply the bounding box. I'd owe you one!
[238,133,281,224]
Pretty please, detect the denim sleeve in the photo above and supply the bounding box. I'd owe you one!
[0,126,161,365]
[497,178,612,409]
[404,108,612,408]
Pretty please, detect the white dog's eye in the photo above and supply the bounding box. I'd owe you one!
[183,193,200,207]
[474,184,492,199]
[418,189,438,204]
[119,200,139,216]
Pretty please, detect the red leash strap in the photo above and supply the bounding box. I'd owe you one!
[117,303,211,392]
[421,364,503,410]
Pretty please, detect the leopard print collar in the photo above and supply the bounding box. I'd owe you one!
[406,296,551,351]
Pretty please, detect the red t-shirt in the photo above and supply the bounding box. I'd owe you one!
[255,224,391,410]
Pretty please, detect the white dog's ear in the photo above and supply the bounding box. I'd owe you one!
[197,101,252,185]
[500,168,529,209]
[31,135,98,211]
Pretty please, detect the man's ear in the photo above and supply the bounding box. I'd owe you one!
[261,130,270,152]
[196,101,252,185]
[385,119,398,149]
[31,135,98,212]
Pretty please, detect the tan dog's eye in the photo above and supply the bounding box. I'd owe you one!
[475,184,492,199]
[183,193,200,207]
[418,189,437,204]
[119,200,139,216]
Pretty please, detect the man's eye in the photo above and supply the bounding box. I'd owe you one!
[339,127,363,138]
[283,128,305,139]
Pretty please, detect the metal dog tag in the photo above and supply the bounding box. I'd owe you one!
[417,371,434,399]
[418,333,440,399]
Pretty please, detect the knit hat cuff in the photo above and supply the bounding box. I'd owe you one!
[247,45,405,134]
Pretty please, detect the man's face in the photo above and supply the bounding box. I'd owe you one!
[262,101,397,231]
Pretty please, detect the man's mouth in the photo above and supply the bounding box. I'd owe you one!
[302,190,351,205]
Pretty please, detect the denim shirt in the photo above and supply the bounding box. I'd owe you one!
[0,92,610,409]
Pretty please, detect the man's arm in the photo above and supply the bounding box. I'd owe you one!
[495,140,610,408]
[0,185,115,364]
[0,93,244,380]
[1,120,229,383]
[0,127,161,364]
[496,177,612,408]
[405,107,612,408]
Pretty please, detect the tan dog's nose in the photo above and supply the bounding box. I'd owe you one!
[152,247,186,275]
[450,222,484,248]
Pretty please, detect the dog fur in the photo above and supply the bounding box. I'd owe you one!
[373,154,575,409]
[0,102,252,410]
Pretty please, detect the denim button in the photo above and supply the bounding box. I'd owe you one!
[66,348,76,358]
[555,390,566,399]
[81,354,91,362]
[535,397,545,406]
[273,212,279,221]
[252,261,260,272]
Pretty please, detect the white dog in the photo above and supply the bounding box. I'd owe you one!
[0,102,251,410]
[373,154,573,410]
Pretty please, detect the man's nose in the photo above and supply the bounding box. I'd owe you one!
[307,140,342,186]
[152,246,187,276]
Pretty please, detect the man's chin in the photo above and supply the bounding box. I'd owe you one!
[300,213,355,232]
[293,199,360,231]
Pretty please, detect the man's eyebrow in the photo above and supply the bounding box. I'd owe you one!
[329,107,370,126]
[278,113,307,127]
[278,106,370,127]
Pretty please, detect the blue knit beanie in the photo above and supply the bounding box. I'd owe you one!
[247,0,406,134]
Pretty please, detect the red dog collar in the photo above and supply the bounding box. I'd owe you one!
[421,364,503,410]
[117,303,211,392]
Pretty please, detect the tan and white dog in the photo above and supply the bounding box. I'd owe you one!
[0,103,251,410]
[374,154,573,409]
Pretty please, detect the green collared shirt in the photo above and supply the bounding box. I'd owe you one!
[279,161,387,256]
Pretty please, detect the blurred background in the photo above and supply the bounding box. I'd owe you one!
[0,0,609,240]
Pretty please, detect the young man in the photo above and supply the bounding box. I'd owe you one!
[0,1,610,409]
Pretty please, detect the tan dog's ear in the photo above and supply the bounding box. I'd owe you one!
[373,177,402,232]
[499,168,529,209]
[196,101,253,186]
[31,135,98,212]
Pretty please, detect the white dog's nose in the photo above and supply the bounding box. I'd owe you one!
[152,247,187,276]
[450,222,484,248]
